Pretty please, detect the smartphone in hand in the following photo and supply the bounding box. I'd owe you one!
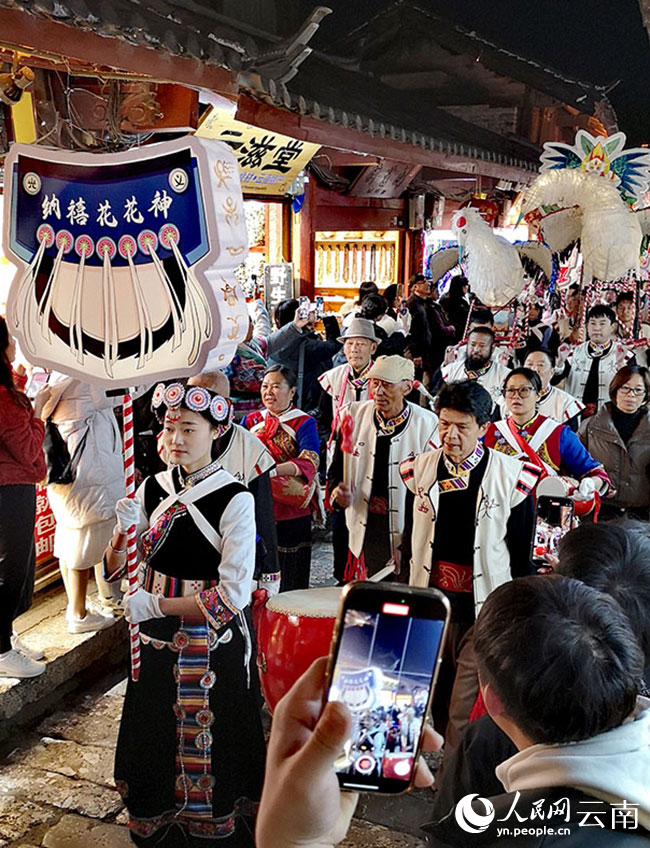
[325,581,449,794]
[298,295,311,321]
[531,495,574,565]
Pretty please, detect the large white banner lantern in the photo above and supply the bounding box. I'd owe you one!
[3,137,249,385]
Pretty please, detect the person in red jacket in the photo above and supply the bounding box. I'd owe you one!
[0,316,47,678]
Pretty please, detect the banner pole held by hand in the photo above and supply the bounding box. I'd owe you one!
[122,390,141,682]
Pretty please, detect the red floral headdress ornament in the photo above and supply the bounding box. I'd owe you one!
[152,381,233,436]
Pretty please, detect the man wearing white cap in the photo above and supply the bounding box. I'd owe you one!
[318,317,380,582]
[328,355,438,581]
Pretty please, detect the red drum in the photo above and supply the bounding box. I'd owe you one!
[257,587,342,712]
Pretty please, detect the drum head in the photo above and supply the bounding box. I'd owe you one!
[266,586,342,618]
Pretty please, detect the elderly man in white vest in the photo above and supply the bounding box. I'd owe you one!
[317,317,379,446]
[400,380,541,723]
[328,355,438,582]
[437,326,510,410]
[317,317,379,583]
[564,304,632,418]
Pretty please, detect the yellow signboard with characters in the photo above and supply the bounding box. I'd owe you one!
[196,108,320,196]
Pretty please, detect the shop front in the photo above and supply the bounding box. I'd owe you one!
[314,229,401,310]
[293,173,412,313]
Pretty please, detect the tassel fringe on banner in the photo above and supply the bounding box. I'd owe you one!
[141,229,184,352]
[70,235,93,365]
[11,217,221,375]
[119,234,154,369]
[38,229,73,343]
[99,238,119,378]
[163,225,213,366]
[12,225,50,352]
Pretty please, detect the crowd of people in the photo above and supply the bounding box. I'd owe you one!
[1,271,650,846]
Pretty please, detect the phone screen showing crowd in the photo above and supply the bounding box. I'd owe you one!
[328,607,443,792]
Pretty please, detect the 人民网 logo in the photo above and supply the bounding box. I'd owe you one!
[455,793,496,834]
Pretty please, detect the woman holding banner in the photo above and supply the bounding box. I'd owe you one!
[103,380,264,848]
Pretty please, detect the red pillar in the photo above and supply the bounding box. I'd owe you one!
[291,178,315,299]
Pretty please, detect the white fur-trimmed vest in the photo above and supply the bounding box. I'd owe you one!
[537,386,584,423]
[218,424,275,485]
[400,448,541,617]
[441,359,511,407]
[318,363,370,405]
[344,400,439,559]
[498,386,584,424]
[565,342,623,410]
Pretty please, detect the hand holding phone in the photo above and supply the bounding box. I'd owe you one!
[256,656,443,848]
[325,582,449,794]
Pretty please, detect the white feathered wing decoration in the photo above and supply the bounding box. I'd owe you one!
[522,169,642,284]
[452,208,524,306]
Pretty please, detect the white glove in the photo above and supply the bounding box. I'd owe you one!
[615,343,629,370]
[575,477,598,501]
[258,574,281,598]
[444,344,459,365]
[124,588,164,624]
[556,343,571,368]
[115,497,142,533]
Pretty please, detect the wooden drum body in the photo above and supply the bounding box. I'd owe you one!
[257,586,341,712]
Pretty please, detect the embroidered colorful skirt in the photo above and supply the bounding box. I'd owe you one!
[114,611,265,847]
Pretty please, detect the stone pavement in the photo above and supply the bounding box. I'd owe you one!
[0,541,434,847]
[0,584,127,732]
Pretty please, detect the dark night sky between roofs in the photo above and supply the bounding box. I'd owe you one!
[306,0,650,145]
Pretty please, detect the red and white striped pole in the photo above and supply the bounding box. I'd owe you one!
[122,391,141,682]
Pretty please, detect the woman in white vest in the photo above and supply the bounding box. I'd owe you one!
[187,371,279,593]
[523,349,584,429]
[328,355,438,581]
[485,368,610,501]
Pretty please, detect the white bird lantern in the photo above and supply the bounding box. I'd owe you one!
[522,169,643,285]
[451,207,524,306]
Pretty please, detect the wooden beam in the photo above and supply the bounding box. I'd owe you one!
[236,95,536,183]
[0,7,237,95]
[316,149,381,167]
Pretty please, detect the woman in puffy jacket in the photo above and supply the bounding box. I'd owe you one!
[0,316,47,678]
[38,376,125,633]
[578,364,650,521]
